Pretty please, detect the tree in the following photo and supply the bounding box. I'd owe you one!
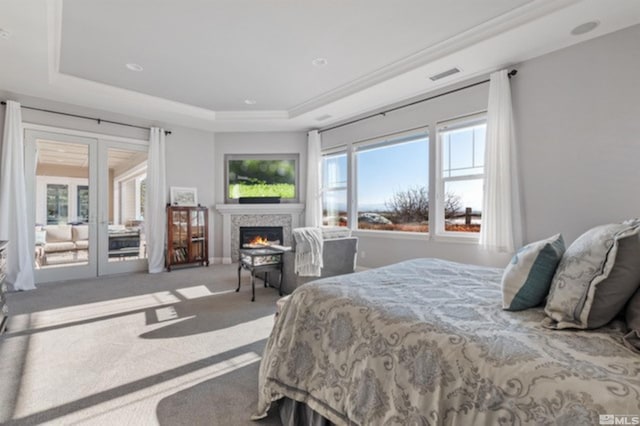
[443,191,462,218]
[385,186,462,222]
[385,186,429,223]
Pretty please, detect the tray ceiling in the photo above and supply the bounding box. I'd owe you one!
[0,0,639,131]
[59,0,532,111]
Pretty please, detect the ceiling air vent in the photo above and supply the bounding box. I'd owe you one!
[429,67,460,81]
[316,114,332,122]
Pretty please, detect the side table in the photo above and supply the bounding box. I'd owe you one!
[237,247,284,302]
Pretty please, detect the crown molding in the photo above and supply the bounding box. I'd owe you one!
[46,0,293,125]
[47,0,580,126]
[286,0,581,118]
[46,0,62,83]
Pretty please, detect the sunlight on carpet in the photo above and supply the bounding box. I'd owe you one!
[9,315,274,423]
[1,266,282,425]
[41,352,263,425]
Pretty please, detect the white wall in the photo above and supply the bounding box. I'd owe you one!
[322,24,640,269]
[164,125,215,256]
[513,24,640,245]
[321,81,512,267]
[0,95,216,257]
[3,23,639,271]
[212,132,307,260]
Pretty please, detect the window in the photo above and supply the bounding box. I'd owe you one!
[135,175,147,220]
[77,185,89,223]
[320,116,486,239]
[321,150,348,227]
[438,117,486,234]
[47,184,69,224]
[225,154,299,203]
[355,132,429,233]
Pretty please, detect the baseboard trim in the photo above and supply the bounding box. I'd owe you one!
[222,257,233,265]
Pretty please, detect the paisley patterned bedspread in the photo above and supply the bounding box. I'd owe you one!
[254,258,640,425]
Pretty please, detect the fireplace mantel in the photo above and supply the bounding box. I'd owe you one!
[215,203,304,215]
[215,203,305,264]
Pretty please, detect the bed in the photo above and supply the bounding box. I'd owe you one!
[253,258,640,425]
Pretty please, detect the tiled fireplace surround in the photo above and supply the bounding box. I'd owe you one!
[215,204,305,263]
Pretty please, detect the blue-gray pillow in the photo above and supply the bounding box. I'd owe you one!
[502,234,565,311]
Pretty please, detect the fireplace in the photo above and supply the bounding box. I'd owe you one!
[216,203,302,263]
[239,226,283,249]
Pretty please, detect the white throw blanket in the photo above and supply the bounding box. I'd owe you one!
[293,227,323,277]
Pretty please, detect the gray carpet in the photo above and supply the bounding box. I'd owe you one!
[0,265,283,425]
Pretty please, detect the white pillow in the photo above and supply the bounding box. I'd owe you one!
[543,223,640,329]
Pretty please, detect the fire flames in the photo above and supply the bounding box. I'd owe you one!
[248,235,269,246]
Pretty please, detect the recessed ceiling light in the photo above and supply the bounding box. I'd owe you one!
[0,29,11,40]
[125,63,144,72]
[244,99,257,105]
[312,57,328,67]
[571,21,599,36]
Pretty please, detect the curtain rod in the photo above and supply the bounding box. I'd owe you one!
[318,69,517,134]
[0,101,172,135]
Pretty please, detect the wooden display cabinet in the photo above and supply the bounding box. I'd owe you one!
[166,206,209,271]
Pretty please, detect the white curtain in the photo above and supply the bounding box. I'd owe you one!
[0,101,36,290]
[305,130,322,227]
[146,127,167,273]
[480,70,523,252]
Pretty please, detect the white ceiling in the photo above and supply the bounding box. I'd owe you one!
[59,0,532,111]
[36,139,146,172]
[1,0,640,132]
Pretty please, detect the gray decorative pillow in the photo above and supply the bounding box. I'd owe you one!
[624,289,640,353]
[543,223,640,329]
[502,234,565,311]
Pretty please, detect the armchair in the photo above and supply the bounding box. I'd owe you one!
[280,236,358,294]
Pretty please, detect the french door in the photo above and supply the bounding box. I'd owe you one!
[25,129,149,283]
[97,141,149,275]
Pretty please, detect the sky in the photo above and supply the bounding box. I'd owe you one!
[323,125,485,214]
[357,138,429,210]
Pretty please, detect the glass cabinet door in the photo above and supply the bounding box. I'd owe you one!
[172,210,188,262]
[190,209,205,261]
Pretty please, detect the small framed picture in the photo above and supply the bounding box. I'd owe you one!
[170,187,198,206]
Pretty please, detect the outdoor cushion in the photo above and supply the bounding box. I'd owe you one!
[43,225,72,243]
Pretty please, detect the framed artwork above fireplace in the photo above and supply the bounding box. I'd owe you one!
[225,153,299,204]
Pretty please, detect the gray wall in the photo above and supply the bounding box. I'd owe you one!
[0,96,216,257]
[513,23,640,245]
[2,23,639,271]
[212,132,308,260]
[0,94,308,264]
[320,79,508,268]
[321,24,640,269]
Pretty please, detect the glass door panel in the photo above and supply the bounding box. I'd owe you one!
[98,143,149,275]
[25,131,98,283]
